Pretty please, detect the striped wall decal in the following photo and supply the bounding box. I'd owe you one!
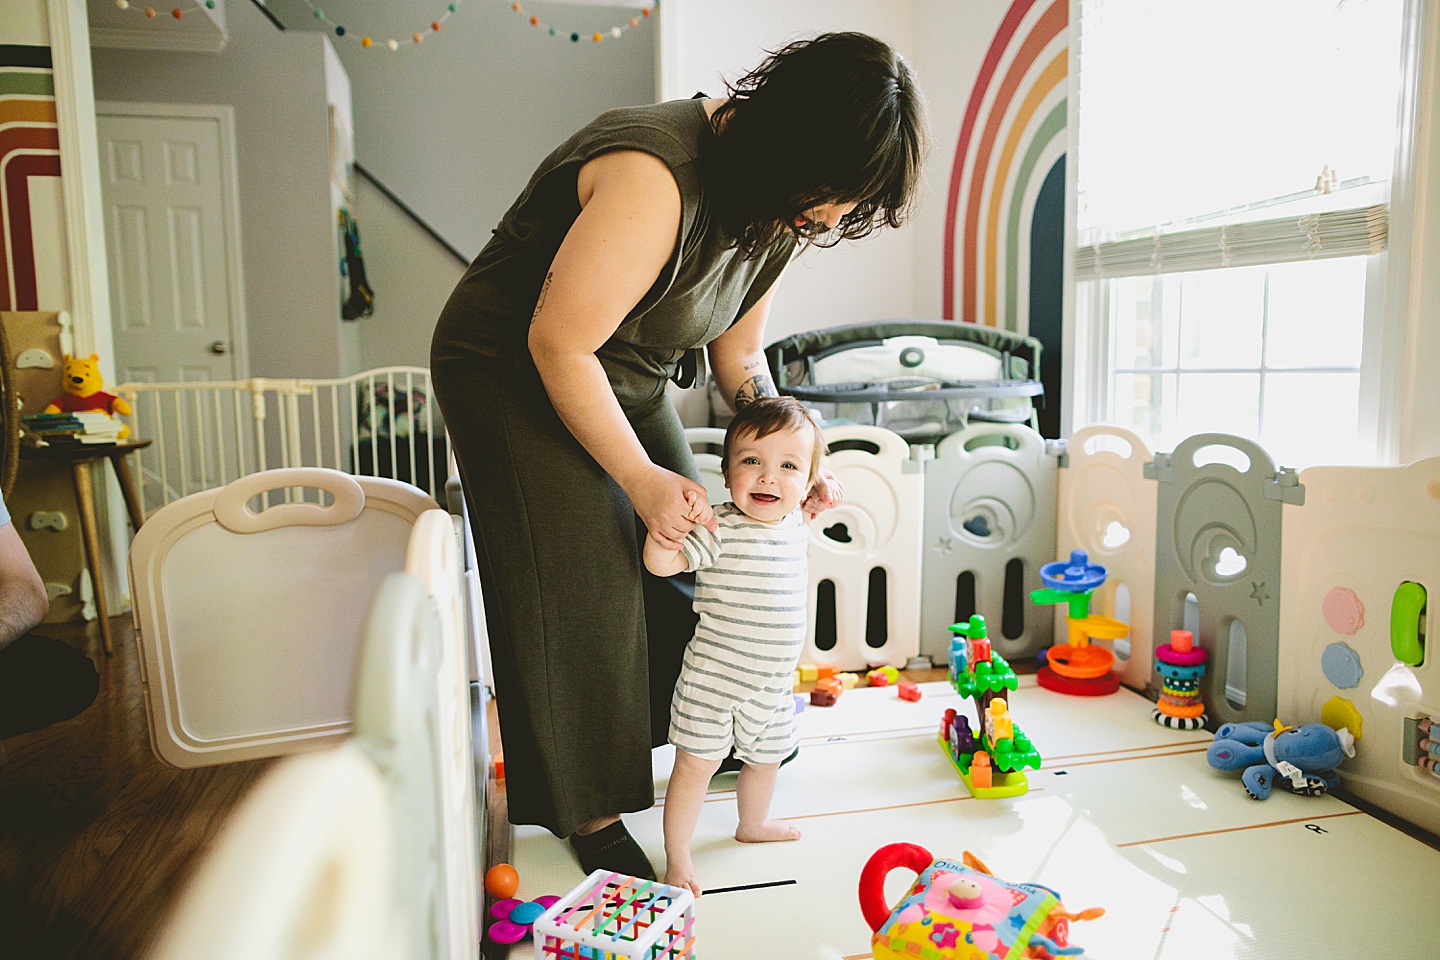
[1,44,61,312]
[943,0,1069,332]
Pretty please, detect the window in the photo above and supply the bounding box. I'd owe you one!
[1072,0,1412,468]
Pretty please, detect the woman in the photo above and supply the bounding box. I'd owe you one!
[431,31,926,879]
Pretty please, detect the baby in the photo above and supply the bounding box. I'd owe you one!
[643,396,828,896]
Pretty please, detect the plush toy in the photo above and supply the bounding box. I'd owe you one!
[44,353,131,439]
[1207,720,1356,800]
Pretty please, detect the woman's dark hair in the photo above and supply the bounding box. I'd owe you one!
[704,32,927,258]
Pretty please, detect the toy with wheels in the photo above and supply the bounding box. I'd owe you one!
[860,842,1103,959]
[1031,550,1126,695]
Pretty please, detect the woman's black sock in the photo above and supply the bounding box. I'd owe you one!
[567,820,657,880]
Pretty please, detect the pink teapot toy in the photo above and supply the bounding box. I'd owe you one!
[859,843,1104,959]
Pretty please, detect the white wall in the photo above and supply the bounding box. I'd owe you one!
[91,0,349,378]
[908,1,1015,319]
[1397,1,1440,462]
[352,175,465,371]
[259,0,655,369]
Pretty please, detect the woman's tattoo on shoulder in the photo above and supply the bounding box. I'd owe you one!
[532,271,554,320]
[735,374,778,408]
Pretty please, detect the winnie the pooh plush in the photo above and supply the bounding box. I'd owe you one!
[44,353,131,439]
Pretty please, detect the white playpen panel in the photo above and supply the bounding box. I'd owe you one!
[127,468,439,767]
[148,569,478,960]
[1056,425,1158,690]
[404,510,482,960]
[144,746,403,960]
[920,423,1060,665]
[805,425,922,669]
[1279,457,1440,837]
[684,427,728,505]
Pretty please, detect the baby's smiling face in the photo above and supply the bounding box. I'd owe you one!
[725,425,814,523]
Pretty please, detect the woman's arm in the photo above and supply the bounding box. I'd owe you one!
[527,150,714,549]
[0,522,48,651]
[707,280,783,413]
[708,277,844,517]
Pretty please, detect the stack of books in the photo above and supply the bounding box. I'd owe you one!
[21,411,123,445]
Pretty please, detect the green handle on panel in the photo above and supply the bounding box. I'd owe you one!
[1391,582,1427,666]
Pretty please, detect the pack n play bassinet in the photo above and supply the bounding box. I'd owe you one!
[763,320,1044,444]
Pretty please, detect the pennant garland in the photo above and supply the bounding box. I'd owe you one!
[106,0,657,49]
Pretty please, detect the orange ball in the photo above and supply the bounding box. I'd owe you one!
[485,863,519,899]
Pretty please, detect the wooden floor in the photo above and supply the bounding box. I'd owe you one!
[0,611,513,960]
[0,616,274,960]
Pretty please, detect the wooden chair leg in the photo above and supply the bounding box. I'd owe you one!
[70,459,113,656]
[111,452,146,531]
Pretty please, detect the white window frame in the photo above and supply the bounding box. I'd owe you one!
[1063,0,1430,467]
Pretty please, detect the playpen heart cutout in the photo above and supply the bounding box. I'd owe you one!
[1213,546,1247,578]
[963,515,992,538]
[823,522,852,544]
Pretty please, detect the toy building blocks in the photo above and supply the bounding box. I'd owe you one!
[1031,550,1126,696]
[897,681,922,702]
[860,843,1104,960]
[939,615,1042,798]
[797,663,819,682]
[1152,629,1209,729]
[532,869,696,960]
[811,687,839,707]
[867,665,900,687]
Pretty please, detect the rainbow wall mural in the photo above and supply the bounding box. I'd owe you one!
[943,0,1068,334]
[0,44,62,312]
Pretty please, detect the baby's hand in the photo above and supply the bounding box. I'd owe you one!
[683,489,717,531]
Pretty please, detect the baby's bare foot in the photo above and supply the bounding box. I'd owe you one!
[734,820,802,843]
[665,861,703,898]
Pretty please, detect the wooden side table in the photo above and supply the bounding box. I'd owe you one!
[20,438,152,655]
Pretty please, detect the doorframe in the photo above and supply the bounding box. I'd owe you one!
[94,101,251,381]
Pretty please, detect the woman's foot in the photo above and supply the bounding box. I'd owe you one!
[568,818,657,880]
[734,819,802,843]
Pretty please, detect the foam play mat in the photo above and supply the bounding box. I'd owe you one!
[505,680,1440,958]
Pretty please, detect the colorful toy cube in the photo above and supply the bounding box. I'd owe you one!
[532,870,696,960]
[897,681,921,702]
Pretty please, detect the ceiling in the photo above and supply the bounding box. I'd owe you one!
[87,0,229,54]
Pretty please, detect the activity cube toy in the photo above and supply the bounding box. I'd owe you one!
[860,842,1103,959]
[531,870,696,960]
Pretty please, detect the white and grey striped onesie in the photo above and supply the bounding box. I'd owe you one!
[669,502,808,764]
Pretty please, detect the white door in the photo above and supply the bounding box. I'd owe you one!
[96,104,247,385]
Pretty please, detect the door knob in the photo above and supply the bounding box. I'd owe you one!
[209,340,228,355]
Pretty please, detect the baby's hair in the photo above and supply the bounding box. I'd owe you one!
[722,396,827,485]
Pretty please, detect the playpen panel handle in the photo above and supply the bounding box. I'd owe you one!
[213,468,366,533]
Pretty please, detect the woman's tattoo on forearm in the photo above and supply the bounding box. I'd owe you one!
[735,374,778,407]
[532,271,554,320]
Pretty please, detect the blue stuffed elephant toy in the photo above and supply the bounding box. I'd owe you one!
[1207,721,1356,800]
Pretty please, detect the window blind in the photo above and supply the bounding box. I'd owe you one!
[1074,203,1388,279]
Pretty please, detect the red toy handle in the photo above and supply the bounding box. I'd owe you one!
[858,843,933,932]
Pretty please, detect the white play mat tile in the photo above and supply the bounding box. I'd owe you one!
[503,679,1440,959]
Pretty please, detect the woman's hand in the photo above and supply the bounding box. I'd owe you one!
[623,465,717,550]
[802,465,844,520]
